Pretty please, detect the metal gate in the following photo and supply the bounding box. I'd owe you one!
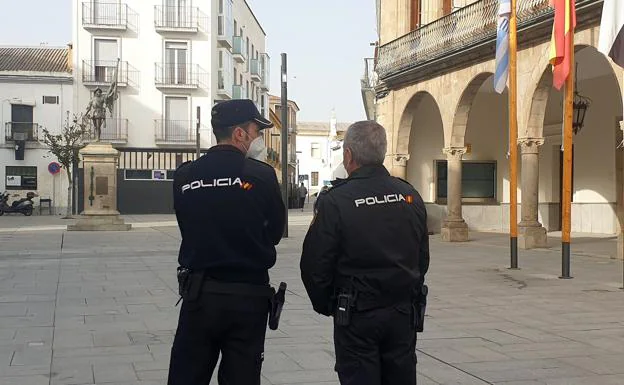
[78,148,204,214]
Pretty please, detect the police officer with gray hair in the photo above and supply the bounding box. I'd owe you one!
[300,120,430,385]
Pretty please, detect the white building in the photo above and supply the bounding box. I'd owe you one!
[0,46,73,214]
[296,117,349,195]
[71,0,270,213]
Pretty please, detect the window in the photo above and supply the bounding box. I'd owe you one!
[311,143,321,159]
[311,172,319,187]
[435,160,497,202]
[94,38,119,82]
[165,41,188,84]
[10,104,35,141]
[5,166,37,190]
[43,96,59,104]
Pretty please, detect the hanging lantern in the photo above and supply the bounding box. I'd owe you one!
[572,64,591,135]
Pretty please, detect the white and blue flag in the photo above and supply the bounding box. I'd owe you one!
[494,0,511,94]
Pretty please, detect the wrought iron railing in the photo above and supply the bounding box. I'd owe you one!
[5,122,39,142]
[84,118,128,142]
[82,60,137,86]
[155,120,194,143]
[154,6,207,31]
[376,0,554,79]
[155,63,207,88]
[361,58,378,89]
[82,2,128,28]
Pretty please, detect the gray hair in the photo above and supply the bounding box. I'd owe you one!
[343,121,387,166]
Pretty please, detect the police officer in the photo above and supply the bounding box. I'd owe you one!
[300,120,430,385]
[168,99,285,385]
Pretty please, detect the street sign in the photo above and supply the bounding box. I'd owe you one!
[48,162,61,175]
[299,174,308,182]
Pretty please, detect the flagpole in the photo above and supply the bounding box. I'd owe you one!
[560,18,574,279]
[509,0,519,269]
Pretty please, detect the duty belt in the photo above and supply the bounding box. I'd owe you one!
[202,279,275,298]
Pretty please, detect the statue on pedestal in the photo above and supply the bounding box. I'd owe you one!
[85,58,120,142]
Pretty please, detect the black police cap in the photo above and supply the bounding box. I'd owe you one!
[211,99,274,131]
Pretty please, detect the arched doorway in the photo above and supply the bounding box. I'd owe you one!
[532,46,623,234]
[450,72,510,232]
[398,91,445,230]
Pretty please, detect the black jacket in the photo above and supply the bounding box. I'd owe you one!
[300,165,430,316]
[173,145,285,285]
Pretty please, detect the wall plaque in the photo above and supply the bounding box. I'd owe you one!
[95,176,109,195]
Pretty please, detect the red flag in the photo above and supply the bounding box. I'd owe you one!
[549,0,576,89]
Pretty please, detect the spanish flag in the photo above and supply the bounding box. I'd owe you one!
[548,0,576,90]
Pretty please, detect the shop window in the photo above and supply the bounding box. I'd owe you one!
[5,166,37,190]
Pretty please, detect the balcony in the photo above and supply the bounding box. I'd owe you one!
[82,2,129,30]
[154,6,207,33]
[217,0,234,48]
[83,118,128,144]
[259,53,270,91]
[155,63,207,89]
[5,122,39,142]
[155,120,195,145]
[361,58,377,120]
[82,60,138,88]
[217,70,233,99]
[375,0,602,89]
[232,84,246,100]
[232,36,246,63]
[250,59,262,82]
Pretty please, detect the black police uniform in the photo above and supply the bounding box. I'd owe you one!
[300,164,430,385]
[168,100,285,385]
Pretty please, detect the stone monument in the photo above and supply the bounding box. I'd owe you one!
[68,59,131,231]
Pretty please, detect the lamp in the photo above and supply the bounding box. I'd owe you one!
[572,63,591,135]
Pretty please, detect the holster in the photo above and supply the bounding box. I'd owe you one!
[177,267,205,303]
[268,282,287,330]
[413,284,428,332]
[334,292,356,326]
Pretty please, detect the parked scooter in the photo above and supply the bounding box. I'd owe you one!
[0,191,37,216]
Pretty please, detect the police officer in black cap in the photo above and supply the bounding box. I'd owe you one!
[300,120,430,385]
[167,99,285,385]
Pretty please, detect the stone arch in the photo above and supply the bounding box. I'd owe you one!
[396,91,441,155]
[527,44,623,139]
[450,72,495,147]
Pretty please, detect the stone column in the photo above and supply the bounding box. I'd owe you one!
[518,138,547,248]
[441,147,468,242]
[391,154,410,179]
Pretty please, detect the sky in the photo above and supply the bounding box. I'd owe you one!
[0,0,377,123]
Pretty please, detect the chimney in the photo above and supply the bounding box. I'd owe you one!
[66,43,73,73]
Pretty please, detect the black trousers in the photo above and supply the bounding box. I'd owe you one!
[168,293,269,385]
[334,304,417,385]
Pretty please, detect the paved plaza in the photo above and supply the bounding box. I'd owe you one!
[0,212,623,384]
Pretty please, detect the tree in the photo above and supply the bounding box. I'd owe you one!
[41,113,90,219]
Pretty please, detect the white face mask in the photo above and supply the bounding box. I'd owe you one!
[246,136,266,161]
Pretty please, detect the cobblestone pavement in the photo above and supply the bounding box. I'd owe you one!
[0,212,623,384]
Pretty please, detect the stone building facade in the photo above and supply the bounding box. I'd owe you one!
[367,0,624,248]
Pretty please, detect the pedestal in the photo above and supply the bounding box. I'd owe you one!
[441,220,469,242]
[518,225,548,249]
[67,142,131,231]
